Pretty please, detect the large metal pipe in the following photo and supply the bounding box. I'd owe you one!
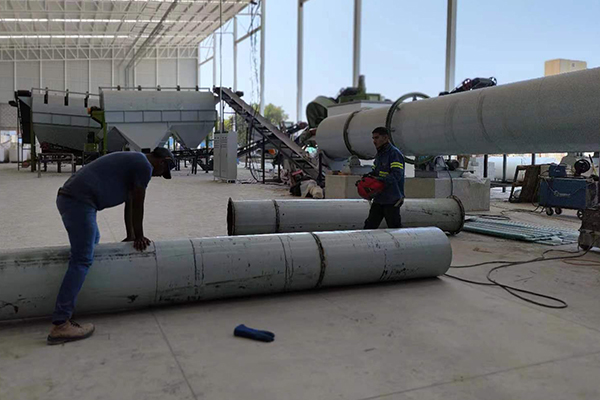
[317,67,600,159]
[227,197,465,236]
[0,228,451,321]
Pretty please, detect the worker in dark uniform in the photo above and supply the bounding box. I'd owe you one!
[47,148,175,345]
[364,127,405,229]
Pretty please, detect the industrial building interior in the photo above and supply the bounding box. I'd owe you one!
[1,1,600,399]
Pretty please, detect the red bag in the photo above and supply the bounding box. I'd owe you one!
[356,176,385,200]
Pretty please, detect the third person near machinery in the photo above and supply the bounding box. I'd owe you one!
[364,127,405,229]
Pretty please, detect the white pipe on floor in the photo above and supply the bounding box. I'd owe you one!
[227,197,465,235]
[0,228,452,321]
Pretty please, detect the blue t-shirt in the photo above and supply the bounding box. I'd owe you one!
[59,152,153,210]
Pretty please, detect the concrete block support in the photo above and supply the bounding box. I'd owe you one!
[325,174,363,199]
[405,177,490,211]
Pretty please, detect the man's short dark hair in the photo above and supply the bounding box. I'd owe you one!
[151,147,174,160]
[372,127,390,136]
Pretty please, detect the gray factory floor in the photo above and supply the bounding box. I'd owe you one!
[1,163,600,400]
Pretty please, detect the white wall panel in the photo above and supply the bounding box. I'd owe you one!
[158,59,177,87]
[90,60,111,94]
[66,60,88,93]
[0,103,17,130]
[0,62,15,102]
[113,64,127,87]
[136,59,156,88]
[179,59,197,88]
[2,52,199,101]
[16,61,40,92]
[42,61,65,91]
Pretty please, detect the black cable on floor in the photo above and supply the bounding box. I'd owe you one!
[444,243,597,309]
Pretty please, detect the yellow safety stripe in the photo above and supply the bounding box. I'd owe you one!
[372,164,376,170]
[379,171,389,176]
[390,162,404,169]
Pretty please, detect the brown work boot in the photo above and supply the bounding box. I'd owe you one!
[47,320,95,345]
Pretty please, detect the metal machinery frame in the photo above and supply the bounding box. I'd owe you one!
[0,0,252,170]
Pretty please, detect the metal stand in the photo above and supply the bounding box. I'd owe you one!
[483,154,488,178]
[318,152,324,186]
[261,138,266,184]
[205,135,210,173]
[502,154,508,193]
[37,153,76,178]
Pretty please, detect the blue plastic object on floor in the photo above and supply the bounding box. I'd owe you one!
[234,324,275,342]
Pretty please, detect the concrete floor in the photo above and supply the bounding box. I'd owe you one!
[1,163,600,400]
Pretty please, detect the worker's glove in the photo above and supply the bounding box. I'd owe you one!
[234,324,275,342]
[394,198,404,208]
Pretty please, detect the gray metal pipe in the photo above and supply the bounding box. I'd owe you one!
[227,197,465,235]
[317,67,600,159]
[0,228,451,321]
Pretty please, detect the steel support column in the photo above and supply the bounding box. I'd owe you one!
[483,154,489,178]
[213,33,217,88]
[233,17,238,93]
[259,0,266,114]
[88,59,92,92]
[444,0,457,92]
[156,56,159,87]
[176,52,180,86]
[352,0,362,87]
[297,0,304,122]
[502,154,508,193]
[233,17,238,131]
[198,51,201,86]
[111,55,115,87]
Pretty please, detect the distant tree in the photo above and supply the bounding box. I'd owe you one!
[224,103,288,147]
[224,115,248,146]
[263,103,289,126]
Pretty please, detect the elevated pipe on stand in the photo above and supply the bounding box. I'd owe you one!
[317,68,600,160]
[227,198,465,236]
[0,228,452,321]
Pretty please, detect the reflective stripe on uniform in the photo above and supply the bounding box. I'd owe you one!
[390,162,404,169]
[379,171,389,177]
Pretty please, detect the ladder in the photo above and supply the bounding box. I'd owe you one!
[215,87,322,181]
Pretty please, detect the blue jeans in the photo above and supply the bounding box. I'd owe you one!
[53,195,100,323]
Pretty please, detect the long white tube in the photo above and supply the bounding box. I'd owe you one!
[0,228,451,321]
[227,198,465,235]
[317,68,600,159]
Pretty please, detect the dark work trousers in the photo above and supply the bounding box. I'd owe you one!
[364,202,402,229]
